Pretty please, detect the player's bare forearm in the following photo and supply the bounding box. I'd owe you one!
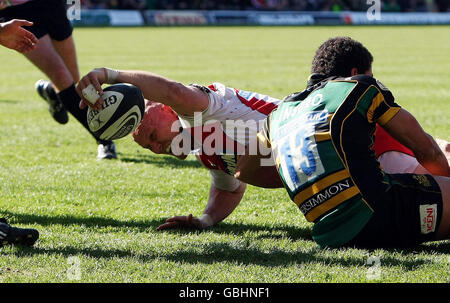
[156,183,246,231]
[383,109,450,177]
[115,70,209,115]
[77,68,209,115]
[415,134,450,177]
[202,183,247,226]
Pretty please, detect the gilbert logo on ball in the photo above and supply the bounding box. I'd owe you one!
[87,84,145,140]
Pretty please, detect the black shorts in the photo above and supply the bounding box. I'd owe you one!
[347,173,443,248]
[0,0,72,41]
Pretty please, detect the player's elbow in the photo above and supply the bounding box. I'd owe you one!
[413,134,448,171]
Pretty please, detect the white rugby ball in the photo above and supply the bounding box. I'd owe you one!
[87,84,145,140]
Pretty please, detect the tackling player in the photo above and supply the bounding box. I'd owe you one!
[76,67,449,234]
[0,0,117,159]
[236,37,450,248]
[0,18,39,248]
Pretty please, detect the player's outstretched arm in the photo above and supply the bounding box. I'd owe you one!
[382,109,450,177]
[76,68,209,116]
[157,183,246,231]
[0,19,37,53]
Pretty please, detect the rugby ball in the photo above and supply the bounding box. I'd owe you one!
[87,83,145,140]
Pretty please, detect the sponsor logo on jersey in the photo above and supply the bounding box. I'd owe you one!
[413,175,431,188]
[419,204,437,234]
[298,178,352,215]
[272,110,328,142]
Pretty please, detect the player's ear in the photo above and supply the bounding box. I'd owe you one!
[144,99,153,108]
[162,105,176,115]
[350,67,359,76]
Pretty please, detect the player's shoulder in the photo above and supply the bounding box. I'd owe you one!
[283,91,305,102]
[190,82,234,97]
[346,74,391,92]
[190,83,215,93]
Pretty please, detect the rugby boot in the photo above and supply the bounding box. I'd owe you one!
[35,79,69,124]
[97,140,117,160]
[0,218,39,248]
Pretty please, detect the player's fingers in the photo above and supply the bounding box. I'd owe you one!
[75,78,90,98]
[21,37,36,51]
[23,31,38,45]
[75,83,83,99]
[165,216,189,223]
[79,100,87,110]
[157,221,180,231]
[95,97,103,111]
[88,73,104,96]
[12,19,34,27]
[16,41,32,53]
[76,80,90,106]
[15,45,26,53]
[77,77,90,91]
[187,214,194,224]
[86,74,104,111]
[79,95,94,109]
[78,78,100,109]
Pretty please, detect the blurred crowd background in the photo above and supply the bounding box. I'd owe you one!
[80,0,450,12]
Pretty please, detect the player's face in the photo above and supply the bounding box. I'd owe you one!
[132,103,180,156]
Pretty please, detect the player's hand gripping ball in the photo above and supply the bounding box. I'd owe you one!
[87,84,145,140]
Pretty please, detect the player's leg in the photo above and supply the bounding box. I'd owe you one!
[345,173,447,248]
[432,175,450,240]
[51,35,80,84]
[26,35,84,121]
[23,34,71,125]
[24,34,74,92]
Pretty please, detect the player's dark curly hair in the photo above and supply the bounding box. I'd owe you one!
[311,37,373,77]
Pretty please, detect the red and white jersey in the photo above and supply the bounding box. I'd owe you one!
[373,124,414,158]
[177,83,281,191]
[373,124,421,174]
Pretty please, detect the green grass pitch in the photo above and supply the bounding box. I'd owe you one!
[0,26,449,283]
